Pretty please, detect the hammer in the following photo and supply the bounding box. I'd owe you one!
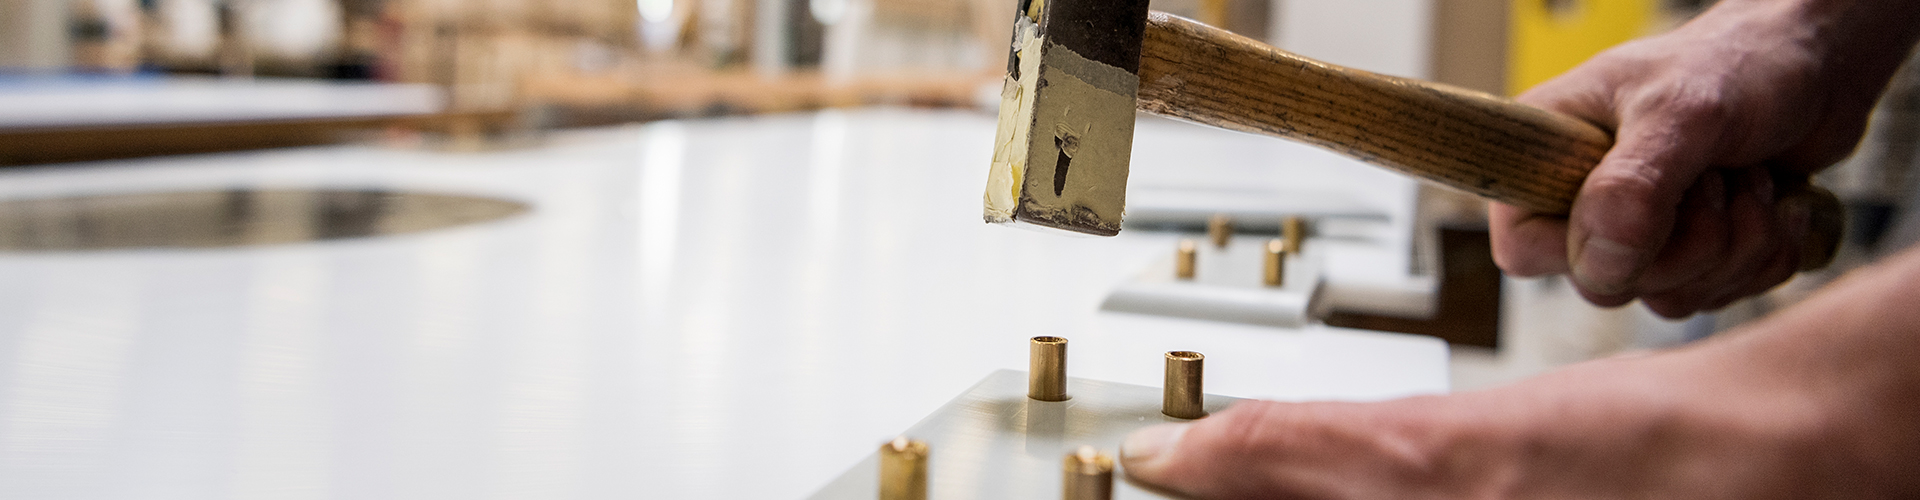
[982,0,1844,270]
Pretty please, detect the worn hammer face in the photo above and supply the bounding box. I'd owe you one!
[983,0,1152,236]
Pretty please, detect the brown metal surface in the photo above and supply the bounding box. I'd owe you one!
[1028,337,1069,401]
[1061,446,1114,500]
[879,437,929,500]
[1162,351,1205,419]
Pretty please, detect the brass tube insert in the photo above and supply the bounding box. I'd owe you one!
[1029,336,1069,401]
[1263,238,1286,287]
[1175,239,1197,280]
[879,436,929,500]
[1062,445,1115,500]
[1208,214,1233,248]
[1282,216,1305,254]
[1163,351,1206,419]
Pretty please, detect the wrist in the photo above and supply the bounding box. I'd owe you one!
[1709,0,1920,90]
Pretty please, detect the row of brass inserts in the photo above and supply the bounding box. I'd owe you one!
[1027,337,1206,418]
[1176,237,1289,287]
[882,338,1188,499]
[1205,214,1305,251]
[879,437,1116,500]
[1182,215,1304,286]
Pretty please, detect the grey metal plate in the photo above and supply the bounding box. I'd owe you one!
[808,370,1241,500]
[1101,238,1327,328]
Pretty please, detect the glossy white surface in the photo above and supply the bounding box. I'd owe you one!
[0,109,1445,499]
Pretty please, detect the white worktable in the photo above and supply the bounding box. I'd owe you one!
[0,108,1445,499]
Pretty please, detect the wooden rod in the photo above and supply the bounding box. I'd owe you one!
[1134,12,1841,269]
[1137,12,1607,215]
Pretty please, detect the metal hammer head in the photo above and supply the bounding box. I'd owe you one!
[983,0,1151,236]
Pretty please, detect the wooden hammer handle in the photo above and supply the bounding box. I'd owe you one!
[1134,12,1841,270]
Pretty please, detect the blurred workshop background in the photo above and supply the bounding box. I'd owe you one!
[2,0,1918,398]
[2,0,1713,147]
[7,0,1920,497]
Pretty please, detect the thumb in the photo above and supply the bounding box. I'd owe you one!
[1564,110,1720,298]
[1119,400,1445,499]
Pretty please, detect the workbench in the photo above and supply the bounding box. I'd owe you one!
[0,108,1446,498]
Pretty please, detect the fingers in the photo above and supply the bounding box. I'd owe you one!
[1640,168,1796,317]
[1492,166,1805,318]
[1489,202,1571,277]
[1494,49,1817,314]
[1630,170,1730,294]
[1517,64,1730,302]
[1120,400,1448,499]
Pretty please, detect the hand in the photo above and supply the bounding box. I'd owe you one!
[1118,246,1920,499]
[1490,0,1907,317]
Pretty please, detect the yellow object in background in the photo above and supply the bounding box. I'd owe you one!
[1508,0,1660,95]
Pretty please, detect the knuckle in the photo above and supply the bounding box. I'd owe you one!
[1641,80,1732,125]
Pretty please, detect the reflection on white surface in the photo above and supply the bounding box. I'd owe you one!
[0,109,1446,499]
[0,262,141,496]
[638,121,686,311]
[0,189,529,251]
[236,254,330,500]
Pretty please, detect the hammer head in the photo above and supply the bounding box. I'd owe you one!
[983,0,1151,236]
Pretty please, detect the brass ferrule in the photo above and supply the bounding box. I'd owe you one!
[1175,239,1197,280]
[1282,216,1305,254]
[1207,214,1233,248]
[1163,351,1206,419]
[1029,336,1069,401]
[1062,445,1115,500]
[879,436,929,500]
[1263,238,1286,287]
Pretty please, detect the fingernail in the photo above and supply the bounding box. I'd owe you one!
[1121,423,1190,471]
[1573,237,1640,295]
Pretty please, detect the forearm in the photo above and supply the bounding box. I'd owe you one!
[1738,246,1920,395]
[1709,247,1920,488]
[1722,0,1920,123]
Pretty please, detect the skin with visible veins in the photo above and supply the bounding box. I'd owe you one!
[1119,0,1920,497]
[1123,243,1920,499]
[1493,0,1920,317]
